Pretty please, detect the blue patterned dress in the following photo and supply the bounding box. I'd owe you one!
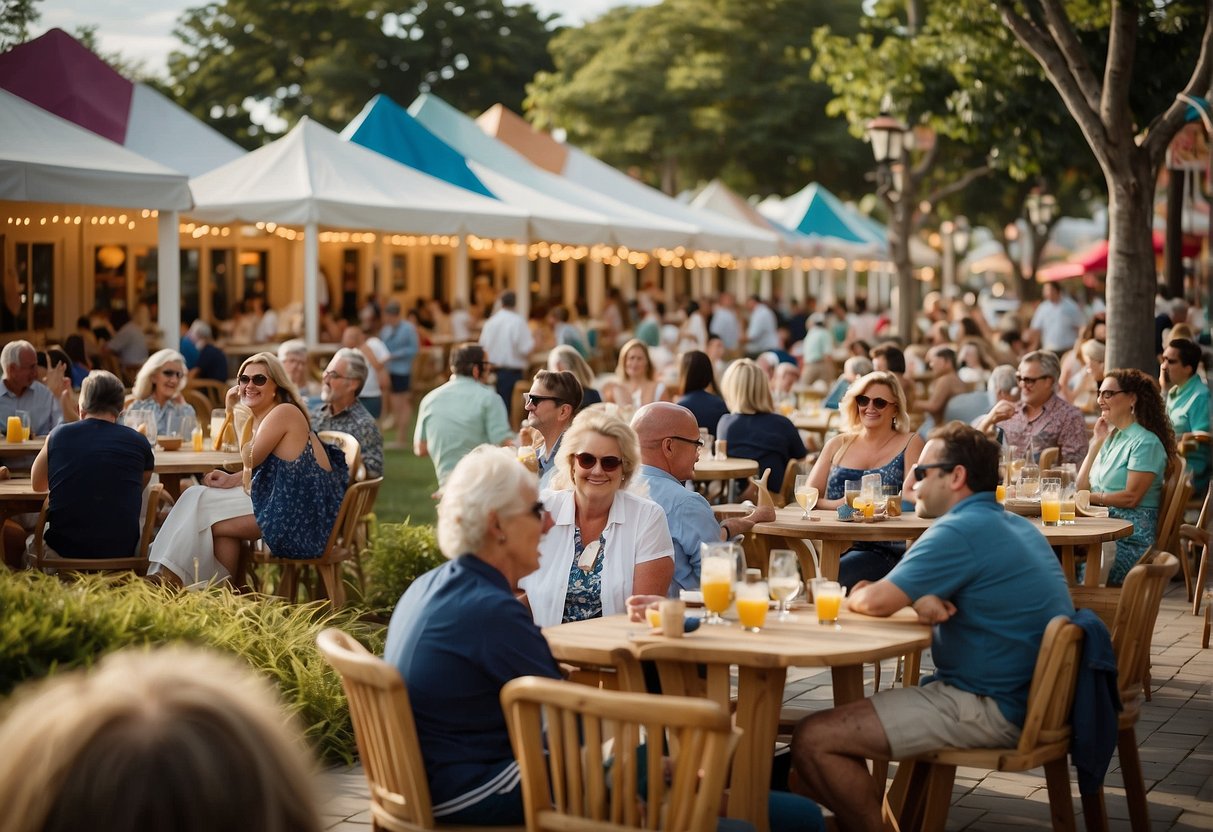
[562,527,605,623]
[250,436,348,558]
[826,438,913,589]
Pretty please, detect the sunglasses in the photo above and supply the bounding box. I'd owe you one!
[161,369,183,378]
[1096,389,1125,400]
[323,370,353,381]
[524,393,565,408]
[237,373,269,387]
[573,452,623,472]
[855,394,891,410]
[913,462,958,481]
[1016,374,1049,386]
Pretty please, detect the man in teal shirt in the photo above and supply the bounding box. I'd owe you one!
[1162,338,1210,493]
[414,344,514,487]
[791,423,1072,832]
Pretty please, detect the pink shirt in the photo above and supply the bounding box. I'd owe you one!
[999,394,1089,465]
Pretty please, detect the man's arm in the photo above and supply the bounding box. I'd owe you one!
[846,578,911,618]
[31,441,50,492]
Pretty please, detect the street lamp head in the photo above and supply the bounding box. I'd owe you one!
[1025,190,1058,230]
[866,112,908,165]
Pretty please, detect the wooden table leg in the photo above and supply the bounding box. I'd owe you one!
[820,541,846,582]
[727,666,787,829]
[1083,543,1102,586]
[1058,545,1076,583]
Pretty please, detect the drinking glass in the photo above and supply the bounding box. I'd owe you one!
[15,409,29,440]
[516,443,538,473]
[883,484,903,517]
[736,580,769,632]
[996,463,1008,504]
[210,408,227,445]
[162,410,180,440]
[1040,478,1062,526]
[815,581,847,627]
[1060,482,1077,525]
[793,474,819,520]
[714,439,728,460]
[860,473,883,518]
[1018,462,1041,499]
[843,479,862,509]
[700,541,742,625]
[768,549,802,621]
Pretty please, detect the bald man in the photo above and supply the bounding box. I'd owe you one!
[631,402,774,595]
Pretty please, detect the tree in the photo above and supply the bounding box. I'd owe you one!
[0,0,39,51]
[164,0,556,148]
[525,0,872,198]
[992,0,1212,372]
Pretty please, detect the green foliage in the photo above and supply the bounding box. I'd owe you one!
[0,0,39,51]
[164,0,557,147]
[526,0,871,198]
[0,573,384,762]
[363,522,446,613]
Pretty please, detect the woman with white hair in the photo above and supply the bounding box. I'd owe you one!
[522,409,674,627]
[383,445,560,825]
[127,349,192,435]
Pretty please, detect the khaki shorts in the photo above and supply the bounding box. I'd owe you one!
[870,680,1020,758]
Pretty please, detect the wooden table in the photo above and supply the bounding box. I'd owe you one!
[0,437,45,458]
[153,448,243,500]
[791,409,836,433]
[692,456,758,483]
[0,477,48,519]
[713,504,1133,586]
[544,609,931,829]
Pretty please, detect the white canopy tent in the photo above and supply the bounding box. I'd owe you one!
[0,88,192,342]
[189,116,530,345]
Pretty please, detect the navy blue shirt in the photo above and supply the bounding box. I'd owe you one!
[384,555,561,813]
[677,389,729,433]
[45,419,154,557]
[194,343,228,383]
[716,411,807,493]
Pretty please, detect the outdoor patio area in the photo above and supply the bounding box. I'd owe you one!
[318,583,1212,831]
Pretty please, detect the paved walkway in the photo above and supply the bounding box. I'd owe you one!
[320,583,1212,831]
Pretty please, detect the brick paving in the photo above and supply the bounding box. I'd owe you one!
[319,583,1212,830]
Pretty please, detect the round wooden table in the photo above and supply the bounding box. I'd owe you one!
[692,456,758,482]
[544,609,931,830]
[153,448,244,500]
[0,436,46,458]
[791,409,836,433]
[713,504,1133,585]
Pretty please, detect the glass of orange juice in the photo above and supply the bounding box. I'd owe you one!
[700,541,741,625]
[736,581,769,632]
[1040,478,1062,526]
[815,581,846,626]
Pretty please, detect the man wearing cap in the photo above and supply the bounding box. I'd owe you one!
[380,300,420,449]
[479,291,533,412]
[415,343,515,487]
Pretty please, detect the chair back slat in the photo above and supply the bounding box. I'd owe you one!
[31,484,164,576]
[1015,616,1084,754]
[316,628,436,830]
[502,676,737,832]
[1110,552,1179,703]
[318,430,364,485]
[1152,456,1187,556]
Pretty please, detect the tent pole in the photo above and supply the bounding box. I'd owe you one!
[156,211,180,351]
[587,258,605,317]
[515,241,530,318]
[454,236,470,309]
[304,222,319,348]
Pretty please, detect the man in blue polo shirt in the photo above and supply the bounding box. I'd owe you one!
[790,422,1073,832]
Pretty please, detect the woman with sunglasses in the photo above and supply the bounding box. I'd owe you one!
[1077,368,1176,585]
[805,371,923,588]
[605,339,667,408]
[149,353,347,586]
[521,409,674,627]
[127,349,193,435]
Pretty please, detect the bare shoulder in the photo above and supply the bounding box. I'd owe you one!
[264,402,309,431]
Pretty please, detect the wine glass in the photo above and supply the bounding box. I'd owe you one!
[768,549,802,621]
[700,541,743,625]
[793,474,819,520]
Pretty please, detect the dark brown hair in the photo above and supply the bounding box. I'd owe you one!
[928,421,1001,493]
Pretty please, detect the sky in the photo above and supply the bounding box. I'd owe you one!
[33,1,657,77]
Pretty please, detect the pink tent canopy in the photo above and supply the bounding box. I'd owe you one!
[1037,230,1202,282]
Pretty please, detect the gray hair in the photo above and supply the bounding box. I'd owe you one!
[987,365,1019,398]
[1020,350,1061,381]
[277,339,308,361]
[1,339,34,376]
[843,356,874,379]
[188,320,214,343]
[332,348,369,395]
[81,371,127,416]
[132,349,188,400]
[437,445,535,558]
[1080,340,1105,364]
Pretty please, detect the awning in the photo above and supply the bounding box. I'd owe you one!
[1037,231,1202,282]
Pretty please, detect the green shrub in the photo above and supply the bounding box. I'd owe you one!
[363,521,446,613]
[0,572,384,763]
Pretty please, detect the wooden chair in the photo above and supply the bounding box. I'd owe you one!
[778,458,804,508]
[29,484,164,576]
[1182,485,1211,617]
[316,628,518,832]
[1179,430,1210,510]
[1072,552,1179,832]
[501,675,739,832]
[318,430,365,485]
[887,616,1083,832]
[189,377,230,409]
[184,389,212,428]
[250,477,382,609]
[1038,446,1060,471]
[1151,457,1189,562]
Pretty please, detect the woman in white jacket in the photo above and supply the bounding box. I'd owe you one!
[522,409,673,627]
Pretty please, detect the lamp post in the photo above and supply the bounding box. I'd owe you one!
[866,111,915,340]
[940,216,970,300]
[1024,188,1057,283]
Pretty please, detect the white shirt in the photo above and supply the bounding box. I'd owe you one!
[522,488,674,627]
[745,303,779,353]
[254,309,279,342]
[360,337,391,398]
[479,308,534,370]
[709,307,741,350]
[1030,297,1085,352]
[451,308,471,341]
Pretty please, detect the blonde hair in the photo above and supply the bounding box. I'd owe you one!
[614,339,654,381]
[0,647,321,832]
[437,445,535,558]
[549,345,595,390]
[552,409,641,490]
[131,349,188,400]
[238,352,309,423]
[839,371,911,434]
[720,358,774,414]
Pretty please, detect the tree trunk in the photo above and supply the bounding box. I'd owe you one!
[1104,156,1159,374]
[889,195,916,341]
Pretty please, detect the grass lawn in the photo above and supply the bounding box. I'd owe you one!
[373,413,439,526]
